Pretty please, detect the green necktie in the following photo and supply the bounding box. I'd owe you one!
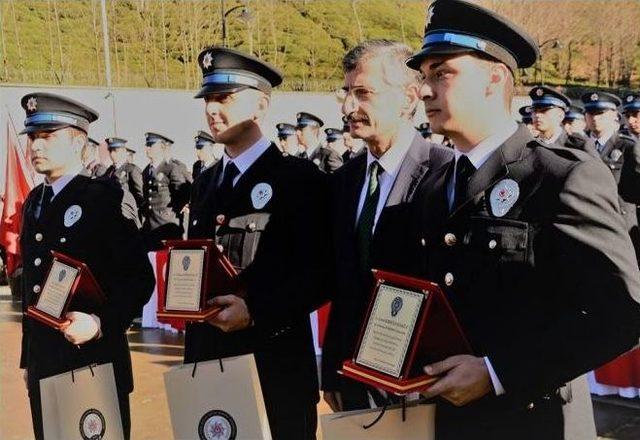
[356,161,381,274]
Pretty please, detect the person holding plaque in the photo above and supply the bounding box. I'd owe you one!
[321,40,453,412]
[406,0,640,438]
[185,47,330,439]
[18,92,155,440]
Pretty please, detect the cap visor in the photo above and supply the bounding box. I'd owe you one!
[19,123,71,135]
[194,84,250,98]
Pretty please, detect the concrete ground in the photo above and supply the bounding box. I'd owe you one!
[1,285,639,439]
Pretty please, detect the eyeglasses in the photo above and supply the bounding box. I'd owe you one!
[335,86,389,103]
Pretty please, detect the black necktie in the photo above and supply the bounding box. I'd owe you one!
[356,161,382,274]
[217,162,240,209]
[37,185,54,220]
[452,155,475,211]
[299,151,308,160]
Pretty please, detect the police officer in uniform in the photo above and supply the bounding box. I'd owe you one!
[582,91,640,262]
[185,46,329,439]
[623,93,640,139]
[141,132,192,248]
[276,122,299,156]
[529,85,597,156]
[125,143,137,163]
[324,127,348,159]
[104,137,144,214]
[407,1,640,438]
[18,92,154,440]
[296,111,343,173]
[192,130,220,180]
[518,105,538,137]
[83,137,108,177]
[563,105,587,136]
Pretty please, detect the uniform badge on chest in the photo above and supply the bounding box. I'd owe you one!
[63,205,83,227]
[489,179,519,217]
[251,182,273,209]
[610,149,623,162]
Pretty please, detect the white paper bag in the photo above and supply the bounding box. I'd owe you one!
[321,403,435,440]
[164,354,271,440]
[40,363,124,440]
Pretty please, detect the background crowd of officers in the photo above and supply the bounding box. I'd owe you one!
[16,1,640,439]
[82,88,640,260]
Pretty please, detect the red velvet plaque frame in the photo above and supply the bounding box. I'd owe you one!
[341,269,471,395]
[157,239,238,322]
[26,251,105,330]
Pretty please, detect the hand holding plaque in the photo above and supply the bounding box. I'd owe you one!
[341,270,471,395]
[158,239,238,322]
[26,252,105,330]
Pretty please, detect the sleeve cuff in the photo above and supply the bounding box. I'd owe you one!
[90,314,103,340]
[483,356,506,396]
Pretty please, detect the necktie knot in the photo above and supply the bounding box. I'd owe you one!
[37,185,54,220]
[367,161,381,196]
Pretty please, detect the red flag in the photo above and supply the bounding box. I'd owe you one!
[0,118,34,276]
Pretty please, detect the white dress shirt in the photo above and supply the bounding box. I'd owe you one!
[591,131,614,153]
[447,122,518,396]
[355,123,415,233]
[220,137,271,187]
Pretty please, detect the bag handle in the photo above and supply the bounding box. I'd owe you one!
[362,395,411,429]
[189,325,225,378]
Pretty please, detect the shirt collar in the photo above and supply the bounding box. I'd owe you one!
[306,142,321,158]
[46,166,84,199]
[539,128,563,145]
[365,123,416,177]
[454,122,518,169]
[222,137,271,175]
[591,131,614,146]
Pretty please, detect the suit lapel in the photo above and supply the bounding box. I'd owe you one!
[344,154,367,240]
[385,133,430,207]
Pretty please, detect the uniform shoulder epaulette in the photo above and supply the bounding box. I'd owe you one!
[537,141,591,162]
[618,133,637,145]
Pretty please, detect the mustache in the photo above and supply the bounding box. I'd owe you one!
[345,112,369,123]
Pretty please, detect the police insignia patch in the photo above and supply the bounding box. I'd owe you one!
[489,179,520,217]
[251,183,272,209]
[64,205,83,227]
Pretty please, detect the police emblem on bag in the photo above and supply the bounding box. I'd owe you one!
[391,296,403,317]
[489,179,520,217]
[79,408,106,440]
[198,409,237,440]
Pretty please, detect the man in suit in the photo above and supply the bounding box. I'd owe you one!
[18,92,154,440]
[296,111,343,173]
[563,105,587,137]
[623,93,640,139]
[406,1,640,438]
[104,137,144,214]
[321,39,453,412]
[582,91,640,262]
[529,85,597,156]
[185,46,329,439]
[141,132,192,249]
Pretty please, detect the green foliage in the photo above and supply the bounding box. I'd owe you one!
[0,0,638,91]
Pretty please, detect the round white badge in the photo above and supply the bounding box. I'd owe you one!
[489,179,520,217]
[64,205,83,227]
[251,183,273,209]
